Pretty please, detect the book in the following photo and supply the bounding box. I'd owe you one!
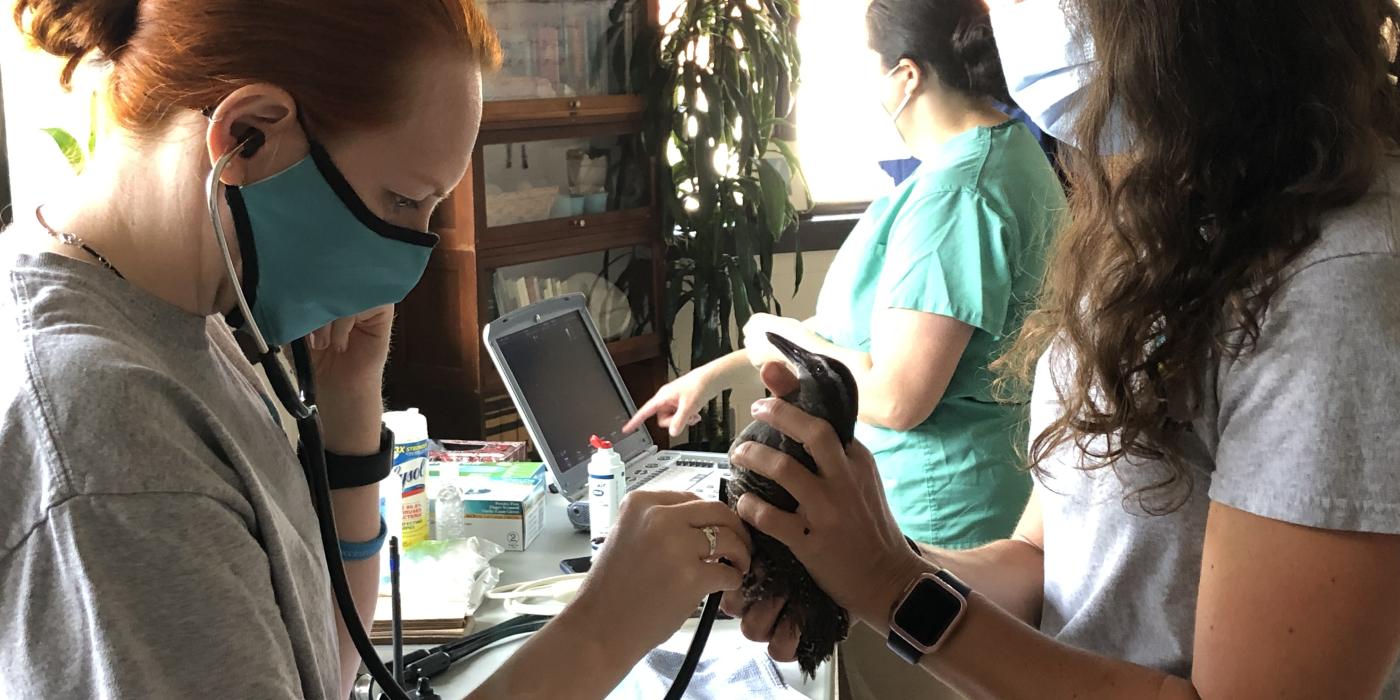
[371,594,475,645]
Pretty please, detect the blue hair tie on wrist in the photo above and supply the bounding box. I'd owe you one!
[339,516,388,562]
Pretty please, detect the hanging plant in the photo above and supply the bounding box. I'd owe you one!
[646,0,805,449]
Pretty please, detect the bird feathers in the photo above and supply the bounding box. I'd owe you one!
[726,333,859,676]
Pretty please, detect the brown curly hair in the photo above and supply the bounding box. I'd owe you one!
[997,0,1400,512]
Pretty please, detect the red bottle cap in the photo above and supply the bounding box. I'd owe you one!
[590,435,612,450]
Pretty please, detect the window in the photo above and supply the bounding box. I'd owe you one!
[793,1,901,207]
[0,25,94,216]
[657,0,898,209]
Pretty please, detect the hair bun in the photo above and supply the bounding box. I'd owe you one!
[950,16,1010,104]
[15,0,140,86]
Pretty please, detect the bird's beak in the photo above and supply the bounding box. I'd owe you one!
[766,332,813,368]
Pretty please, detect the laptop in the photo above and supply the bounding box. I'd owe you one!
[483,294,729,503]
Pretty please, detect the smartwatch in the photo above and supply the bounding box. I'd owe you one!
[886,569,971,664]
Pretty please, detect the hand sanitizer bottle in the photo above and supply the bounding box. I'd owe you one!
[588,435,626,551]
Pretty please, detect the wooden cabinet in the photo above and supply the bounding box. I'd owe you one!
[386,0,666,445]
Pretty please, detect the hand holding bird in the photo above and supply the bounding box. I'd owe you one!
[724,356,928,666]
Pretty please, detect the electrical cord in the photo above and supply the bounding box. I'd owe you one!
[354,615,551,698]
[395,615,550,686]
[486,574,587,616]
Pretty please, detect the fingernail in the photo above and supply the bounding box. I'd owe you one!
[751,400,763,415]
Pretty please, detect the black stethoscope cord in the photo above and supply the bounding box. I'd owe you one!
[277,340,716,699]
[265,340,415,700]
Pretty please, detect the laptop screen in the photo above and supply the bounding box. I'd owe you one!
[493,309,634,474]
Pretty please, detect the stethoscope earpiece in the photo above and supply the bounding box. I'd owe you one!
[238,129,267,159]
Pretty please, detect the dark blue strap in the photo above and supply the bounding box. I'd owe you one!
[339,516,388,562]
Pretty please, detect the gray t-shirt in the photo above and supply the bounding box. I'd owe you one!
[0,252,340,698]
[1033,160,1400,694]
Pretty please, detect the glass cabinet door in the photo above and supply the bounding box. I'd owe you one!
[481,132,649,227]
[479,0,646,101]
[490,245,655,340]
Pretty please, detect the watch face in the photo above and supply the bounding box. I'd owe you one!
[893,577,962,647]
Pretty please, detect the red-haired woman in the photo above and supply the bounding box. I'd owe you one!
[0,2,748,698]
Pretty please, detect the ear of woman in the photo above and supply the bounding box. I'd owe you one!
[205,86,305,187]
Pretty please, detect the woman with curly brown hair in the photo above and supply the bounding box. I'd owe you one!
[725,0,1400,696]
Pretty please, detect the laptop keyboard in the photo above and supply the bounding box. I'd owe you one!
[628,454,729,501]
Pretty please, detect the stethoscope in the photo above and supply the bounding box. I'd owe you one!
[206,135,419,700]
[207,136,718,700]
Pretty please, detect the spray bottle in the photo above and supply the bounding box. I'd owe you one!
[587,435,626,551]
[380,409,430,587]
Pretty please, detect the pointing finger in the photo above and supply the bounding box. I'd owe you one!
[624,393,669,433]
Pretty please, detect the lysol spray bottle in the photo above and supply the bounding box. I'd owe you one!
[382,409,430,551]
[588,435,626,551]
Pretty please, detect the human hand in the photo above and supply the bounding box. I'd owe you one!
[565,491,752,659]
[742,313,815,369]
[624,366,722,438]
[728,363,927,631]
[720,593,804,662]
[306,305,394,455]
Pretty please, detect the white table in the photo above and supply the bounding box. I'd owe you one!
[376,493,835,699]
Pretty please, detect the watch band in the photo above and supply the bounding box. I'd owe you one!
[315,425,395,490]
[886,569,971,664]
[934,568,970,597]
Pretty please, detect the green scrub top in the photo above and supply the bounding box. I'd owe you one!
[812,120,1065,548]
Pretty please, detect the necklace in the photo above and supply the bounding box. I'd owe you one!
[34,206,126,280]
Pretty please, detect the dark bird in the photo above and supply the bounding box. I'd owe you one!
[728,331,859,677]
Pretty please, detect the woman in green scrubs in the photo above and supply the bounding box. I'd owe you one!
[628,0,1065,548]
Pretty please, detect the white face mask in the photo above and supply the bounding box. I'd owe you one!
[876,64,917,160]
[989,0,1131,154]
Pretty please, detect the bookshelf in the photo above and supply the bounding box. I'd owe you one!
[385,0,668,446]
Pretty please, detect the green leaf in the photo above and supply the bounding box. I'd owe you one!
[728,264,752,341]
[42,128,85,174]
[758,159,789,241]
[769,138,812,212]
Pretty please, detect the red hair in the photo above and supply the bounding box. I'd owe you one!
[16,0,502,135]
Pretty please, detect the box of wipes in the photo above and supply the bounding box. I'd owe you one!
[427,462,547,552]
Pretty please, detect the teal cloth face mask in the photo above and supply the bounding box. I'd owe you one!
[222,140,439,346]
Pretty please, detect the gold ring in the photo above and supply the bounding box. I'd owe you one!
[702,525,718,558]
